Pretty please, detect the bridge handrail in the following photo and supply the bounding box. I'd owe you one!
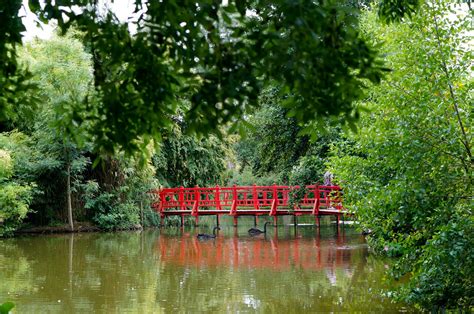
[152,184,344,214]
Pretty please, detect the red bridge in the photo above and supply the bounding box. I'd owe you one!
[152,184,351,226]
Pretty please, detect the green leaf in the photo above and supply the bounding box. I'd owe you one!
[28,0,41,12]
[0,302,15,314]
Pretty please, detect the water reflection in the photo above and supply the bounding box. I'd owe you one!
[157,228,361,272]
[0,227,419,313]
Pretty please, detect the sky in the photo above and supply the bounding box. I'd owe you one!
[20,0,138,41]
[20,0,53,40]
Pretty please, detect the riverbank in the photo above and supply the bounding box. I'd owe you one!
[14,222,144,235]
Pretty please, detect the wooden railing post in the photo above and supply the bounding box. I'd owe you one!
[312,185,320,216]
[232,184,237,204]
[270,184,278,218]
[179,186,185,210]
[158,190,165,217]
[194,185,200,202]
[192,186,200,225]
[215,185,221,210]
[273,184,277,203]
[230,185,239,226]
[325,188,329,209]
[253,183,258,209]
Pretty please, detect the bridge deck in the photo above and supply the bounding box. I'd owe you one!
[151,184,352,226]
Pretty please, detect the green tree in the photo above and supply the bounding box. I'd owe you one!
[1,0,421,155]
[153,121,228,187]
[20,34,162,230]
[20,33,94,230]
[329,2,473,309]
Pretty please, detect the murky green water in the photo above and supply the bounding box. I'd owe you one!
[0,223,418,313]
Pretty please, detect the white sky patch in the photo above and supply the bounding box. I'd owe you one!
[21,0,53,41]
[21,0,141,42]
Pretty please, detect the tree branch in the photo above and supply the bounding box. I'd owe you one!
[432,12,473,167]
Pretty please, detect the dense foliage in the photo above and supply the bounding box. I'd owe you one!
[0,1,34,124]
[80,155,157,230]
[0,34,228,234]
[0,138,34,237]
[0,0,419,155]
[153,122,228,187]
[329,3,473,309]
[232,88,341,186]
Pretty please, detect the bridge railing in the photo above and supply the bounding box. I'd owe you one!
[152,184,344,216]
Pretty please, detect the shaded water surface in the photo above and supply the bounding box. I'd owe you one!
[0,225,418,313]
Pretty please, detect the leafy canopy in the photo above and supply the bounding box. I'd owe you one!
[1,0,418,155]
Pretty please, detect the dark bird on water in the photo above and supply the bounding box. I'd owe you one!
[248,222,272,236]
[197,226,220,240]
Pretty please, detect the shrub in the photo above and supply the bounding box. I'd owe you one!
[0,149,34,237]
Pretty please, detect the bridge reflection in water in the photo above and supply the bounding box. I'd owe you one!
[156,228,364,273]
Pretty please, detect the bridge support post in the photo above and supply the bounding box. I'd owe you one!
[294,215,298,228]
[273,216,278,227]
[233,216,238,227]
[216,214,220,227]
[315,215,320,227]
[180,215,184,227]
[194,215,199,227]
[254,215,258,227]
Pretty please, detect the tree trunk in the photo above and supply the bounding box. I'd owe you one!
[67,163,74,231]
[140,200,144,228]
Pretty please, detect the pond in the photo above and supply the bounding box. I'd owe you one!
[0,223,418,313]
